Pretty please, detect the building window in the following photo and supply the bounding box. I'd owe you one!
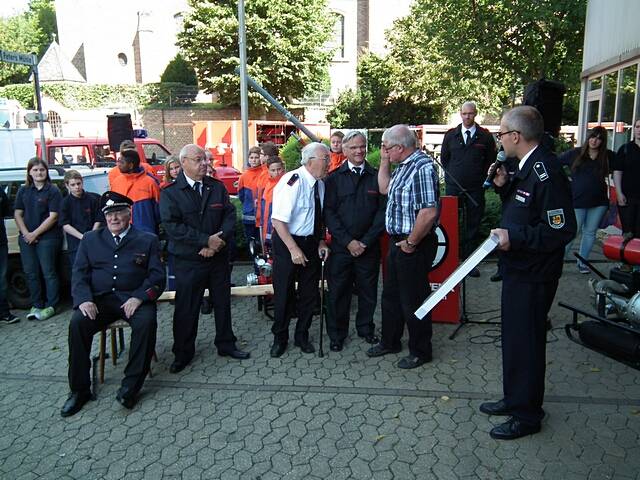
[328,13,345,59]
[117,53,128,67]
[583,60,640,149]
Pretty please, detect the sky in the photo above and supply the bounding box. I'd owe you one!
[0,0,30,18]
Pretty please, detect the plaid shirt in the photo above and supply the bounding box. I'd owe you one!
[385,149,440,235]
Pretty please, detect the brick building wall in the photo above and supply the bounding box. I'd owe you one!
[140,107,303,153]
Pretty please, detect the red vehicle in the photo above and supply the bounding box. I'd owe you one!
[35,136,240,194]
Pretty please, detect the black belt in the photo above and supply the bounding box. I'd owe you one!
[291,234,318,242]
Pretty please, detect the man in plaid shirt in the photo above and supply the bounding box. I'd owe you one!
[367,124,440,369]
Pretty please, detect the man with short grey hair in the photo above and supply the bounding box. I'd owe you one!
[368,125,440,369]
[324,131,386,351]
[269,142,331,357]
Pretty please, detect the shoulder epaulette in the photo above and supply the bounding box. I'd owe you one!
[287,174,299,186]
[533,162,549,182]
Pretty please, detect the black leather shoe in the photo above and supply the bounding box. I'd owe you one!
[359,333,379,344]
[330,340,343,352]
[294,340,316,354]
[366,343,401,358]
[60,391,92,417]
[116,391,137,410]
[490,272,503,282]
[489,417,541,440]
[397,355,430,369]
[169,360,188,374]
[479,399,511,416]
[200,297,212,315]
[468,267,481,278]
[270,342,287,358]
[218,348,250,360]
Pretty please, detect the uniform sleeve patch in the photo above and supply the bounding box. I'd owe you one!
[287,174,299,186]
[547,209,565,229]
[534,162,549,181]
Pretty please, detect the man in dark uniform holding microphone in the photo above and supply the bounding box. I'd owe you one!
[60,191,165,416]
[160,144,249,374]
[481,106,575,439]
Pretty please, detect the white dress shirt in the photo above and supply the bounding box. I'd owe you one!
[271,165,324,236]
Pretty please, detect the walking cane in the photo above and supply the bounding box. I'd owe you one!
[318,251,326,357]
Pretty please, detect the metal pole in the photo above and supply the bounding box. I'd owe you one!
[32,65,47,163]
[234,68,320,143]
[238,0,250,164]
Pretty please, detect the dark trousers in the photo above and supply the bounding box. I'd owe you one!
[501,277,558,425]
[618,200,640,237]
[381,233,437,359]
[68,294,157,397]
[326,247,379,342]
[447,186,485,258]
[173,254,236,363]
[271,233,320,344]
[19,237,61,309]
[0,244,9,316]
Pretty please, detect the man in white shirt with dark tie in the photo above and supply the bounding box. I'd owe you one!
[441,101,497,276]
[269,142,330,357]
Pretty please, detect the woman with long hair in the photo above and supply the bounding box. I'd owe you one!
[161,155,181,188]
[559,126,614,273]
[14,158,63,320]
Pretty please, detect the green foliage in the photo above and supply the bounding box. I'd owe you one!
[160,54,198,87]
[0,0,57,86]
[230,197,247,255]
[177,0,334,107]
[280,135,303,172]
[0,14,43,85]
[0,82,206,109]
[327,53,441,128]
[28,0,57,56]
[386,0,586,123]
[479,190,502,238]
[366,147,380,169]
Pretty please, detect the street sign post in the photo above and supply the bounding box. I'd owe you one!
[0,49,37,66]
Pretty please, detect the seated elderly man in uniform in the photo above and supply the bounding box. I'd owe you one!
[60,191,165,417]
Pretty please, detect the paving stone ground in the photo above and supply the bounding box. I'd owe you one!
[1,250,639,479]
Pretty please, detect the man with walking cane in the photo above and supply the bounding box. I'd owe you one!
[269,142,331,358]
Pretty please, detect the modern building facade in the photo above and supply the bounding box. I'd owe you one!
[579,0,640,148]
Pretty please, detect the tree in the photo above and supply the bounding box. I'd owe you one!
[327,53,441,128]
[160,53,198,86]
[177,0,334,107]
[0,14,43,85]
[0,0,57,86]
[386,0,586,122]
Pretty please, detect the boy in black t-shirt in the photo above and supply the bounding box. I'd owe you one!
[59,170,102,268]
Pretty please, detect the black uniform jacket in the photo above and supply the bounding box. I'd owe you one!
[159,172,236,261]
[72,226,165,308]
[324,161,386,251]
[496,146,576,282]
[441,124,497,190]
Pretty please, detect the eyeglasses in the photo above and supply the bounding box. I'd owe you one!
[496,130,520,140]
[381,144,399,152]
[186,156,208,163]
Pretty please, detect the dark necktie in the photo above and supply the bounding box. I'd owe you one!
[465,130,471,145]
[352,166,361,176]
[313,182,322,240]
[114,235,121,245]
[194,181,202,196]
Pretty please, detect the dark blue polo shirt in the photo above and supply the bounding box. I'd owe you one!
[59,191,102,252]
[14,183,63,240]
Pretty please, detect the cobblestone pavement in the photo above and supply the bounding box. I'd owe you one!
[1,254,639,479]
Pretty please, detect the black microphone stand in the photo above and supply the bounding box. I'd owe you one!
[431,156,479,328]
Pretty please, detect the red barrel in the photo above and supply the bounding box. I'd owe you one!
[603,236,640,265]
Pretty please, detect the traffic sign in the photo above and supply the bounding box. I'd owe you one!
[0,49,37,66]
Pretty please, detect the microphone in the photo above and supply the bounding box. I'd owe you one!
[483,150,507,189]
